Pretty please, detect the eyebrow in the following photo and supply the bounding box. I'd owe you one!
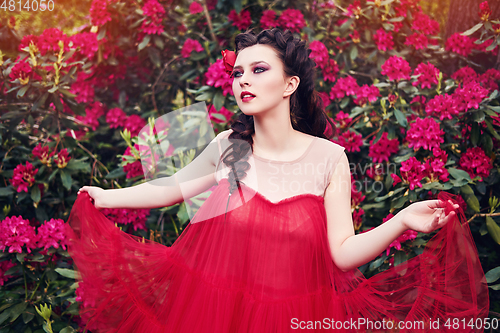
[232,61,269,70]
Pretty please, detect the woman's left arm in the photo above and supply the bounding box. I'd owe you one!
[324,152,459,272]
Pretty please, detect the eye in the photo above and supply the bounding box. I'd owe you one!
[231,70,242,78]
[254,67,266,73]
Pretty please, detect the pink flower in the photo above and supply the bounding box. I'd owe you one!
[425,94,459,120]
[19,34,38,52]
[369,132,399,163]
[453,80,489,112]
[404,33,428,50]
[102,207,151,231]
[181,38,204,58]
[0,260,16,286]
[411,13,439,35]
[445,33,475,57]
[479,68,500,92]
[70,32,101,60]
[406,117,444,151]
[410,95,426,113]
[336,130,363,153]
[335,111,352,128]
[124,114,147,137]
[423,148,449,182]
[55,148,71,169]
[228,9,252,30]
[37,218,67,251]
[400,157,426,190]
[205,59,234,96]
[354,85,380,106]
[329,76,359,99]
[140,0,166,35]
[381,56,411,81]
[106,107,127,129]
[36,28,70,56]
[122,146,144,179]
[373,28,394,52]
[391,173,402,186]
[9,58,35,85]
[90,0,112,26]
[260,10,277,30]
[70,71,96,104]
[322,59,339,83]
[309,41,329,69]
[33,143,55,166]
[0,216,39,253]
[277,8,306,33]
[76,101,106,131]
[459,147,492,181]
[208,104,233,124]
[189,1,203,14]
[11,161,38,193]
[413,63,440,89]
[451,66,478,85]
[346,1,362,18]
[479,1,492,21]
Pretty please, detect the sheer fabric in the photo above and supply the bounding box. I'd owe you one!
[66,131,489,332]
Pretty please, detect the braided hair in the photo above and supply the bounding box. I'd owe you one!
[221,28,337,218]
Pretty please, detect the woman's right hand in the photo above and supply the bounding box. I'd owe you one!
[77,186,107,210]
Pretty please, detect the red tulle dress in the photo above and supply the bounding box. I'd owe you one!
[67,132,489,333]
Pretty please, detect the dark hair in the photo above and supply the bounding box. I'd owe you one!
[221,28,337,197]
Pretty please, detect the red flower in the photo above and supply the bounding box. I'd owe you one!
[459,147,492,181]
[260,10,277,30]
[309,41,329,69]
[373,28,394,52]
[181,39,204,58]
[425,94,459,121]
[189,1,203,14]
[32,143,55,166]
[329,76,359,99]
[11,162,38,193]
[369,132,399,163]
[206,59,234,96]
[322,59,339,83]
[479,1,491,21]
[406,117,445,151]
[56,148,71,169]
[140,0,166,35]
[381,56,411,81]
[227,9,252,31]
[400,157,426,190]
[412,62,440,89]
[106,107,127,129]
[445,33,475,57]
[221,50,236,75]
[405,33,428,50]
[277,8,306,33]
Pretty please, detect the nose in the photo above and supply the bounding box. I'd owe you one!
[239,72,250,87]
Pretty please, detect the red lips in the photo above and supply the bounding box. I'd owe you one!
[240,91,256,99]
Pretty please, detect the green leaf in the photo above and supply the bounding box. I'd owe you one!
[462,23,483,36]
[471,122,480,145]
[485,266,500,283]
[48,169,59,182]
[393,108,407,127]
[31,185,41,203]
[22,306,35,324]
[59,327,76,333]
[448,168,471,181]
[369,255,386,270]
[148,47,161,68]
[486,41,498,51]
[213,91,224,111]
[350,46,358,60]
[17,85,29,98]
[0,309,11,325]
[394,250,406,266]
[489,283,500,290]
[97,27,106,40]
[105,168,127,179]
[55,268,77,279]
[0,186,14,196]
[486,216,500,245]
[9,301,28,322]
[60,169,73,191]
[138,35,151,51]
[195,92,212,101]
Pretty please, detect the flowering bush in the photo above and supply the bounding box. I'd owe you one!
[1,0,500,330]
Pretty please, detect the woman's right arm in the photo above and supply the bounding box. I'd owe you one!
[78,131,228,210]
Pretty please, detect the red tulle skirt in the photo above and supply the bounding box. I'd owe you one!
[66,179,489,332]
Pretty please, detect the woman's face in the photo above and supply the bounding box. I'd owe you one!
[232,44,291,116]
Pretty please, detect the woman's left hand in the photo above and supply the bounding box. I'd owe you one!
[401,199,460,233]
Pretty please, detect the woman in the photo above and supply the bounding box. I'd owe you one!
[69,28,488,332]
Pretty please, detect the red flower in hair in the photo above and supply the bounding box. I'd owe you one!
[221,50,236,75]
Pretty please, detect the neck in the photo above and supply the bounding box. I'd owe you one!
[251,103,299,154]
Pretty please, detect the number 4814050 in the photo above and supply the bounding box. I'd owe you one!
[1,0,55,12]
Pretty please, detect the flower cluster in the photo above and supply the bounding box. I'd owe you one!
[124,114,147,137]
[336,130,363,153]
[140,0,166,35]
[189,1,203,15]
[329,76,359,99]
[260,10,277,30]
[425,94,458,120]
[122,145,144,179]
[277,9,306,33]
[205,59,234,96]
[181,39,204,58]
[381,56,411,81]
[412,63,440,89]
[423,148,449,183]
[55,148,72,169]
[459,147,492,181]
[10,161,38,193]
[90,0,113,26]
[353,85,380,106]
[208,104,233,124]
[411,13,439,35]
[405,33,428,50]
[228,9,252,30]
[0,216,38,253]
[32,143,55,167]
[368,132,399,163]
[101,207,151,231]
[479,1,492,21]
[445,33,475,57]
[37,218,68,251]
[0,260,16,286]
[392,157,426,190]
[76,101,107,131]
[9,57,41,85]
[406,117,444,151]
[373,28,394,52]
[106,107,128,129]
